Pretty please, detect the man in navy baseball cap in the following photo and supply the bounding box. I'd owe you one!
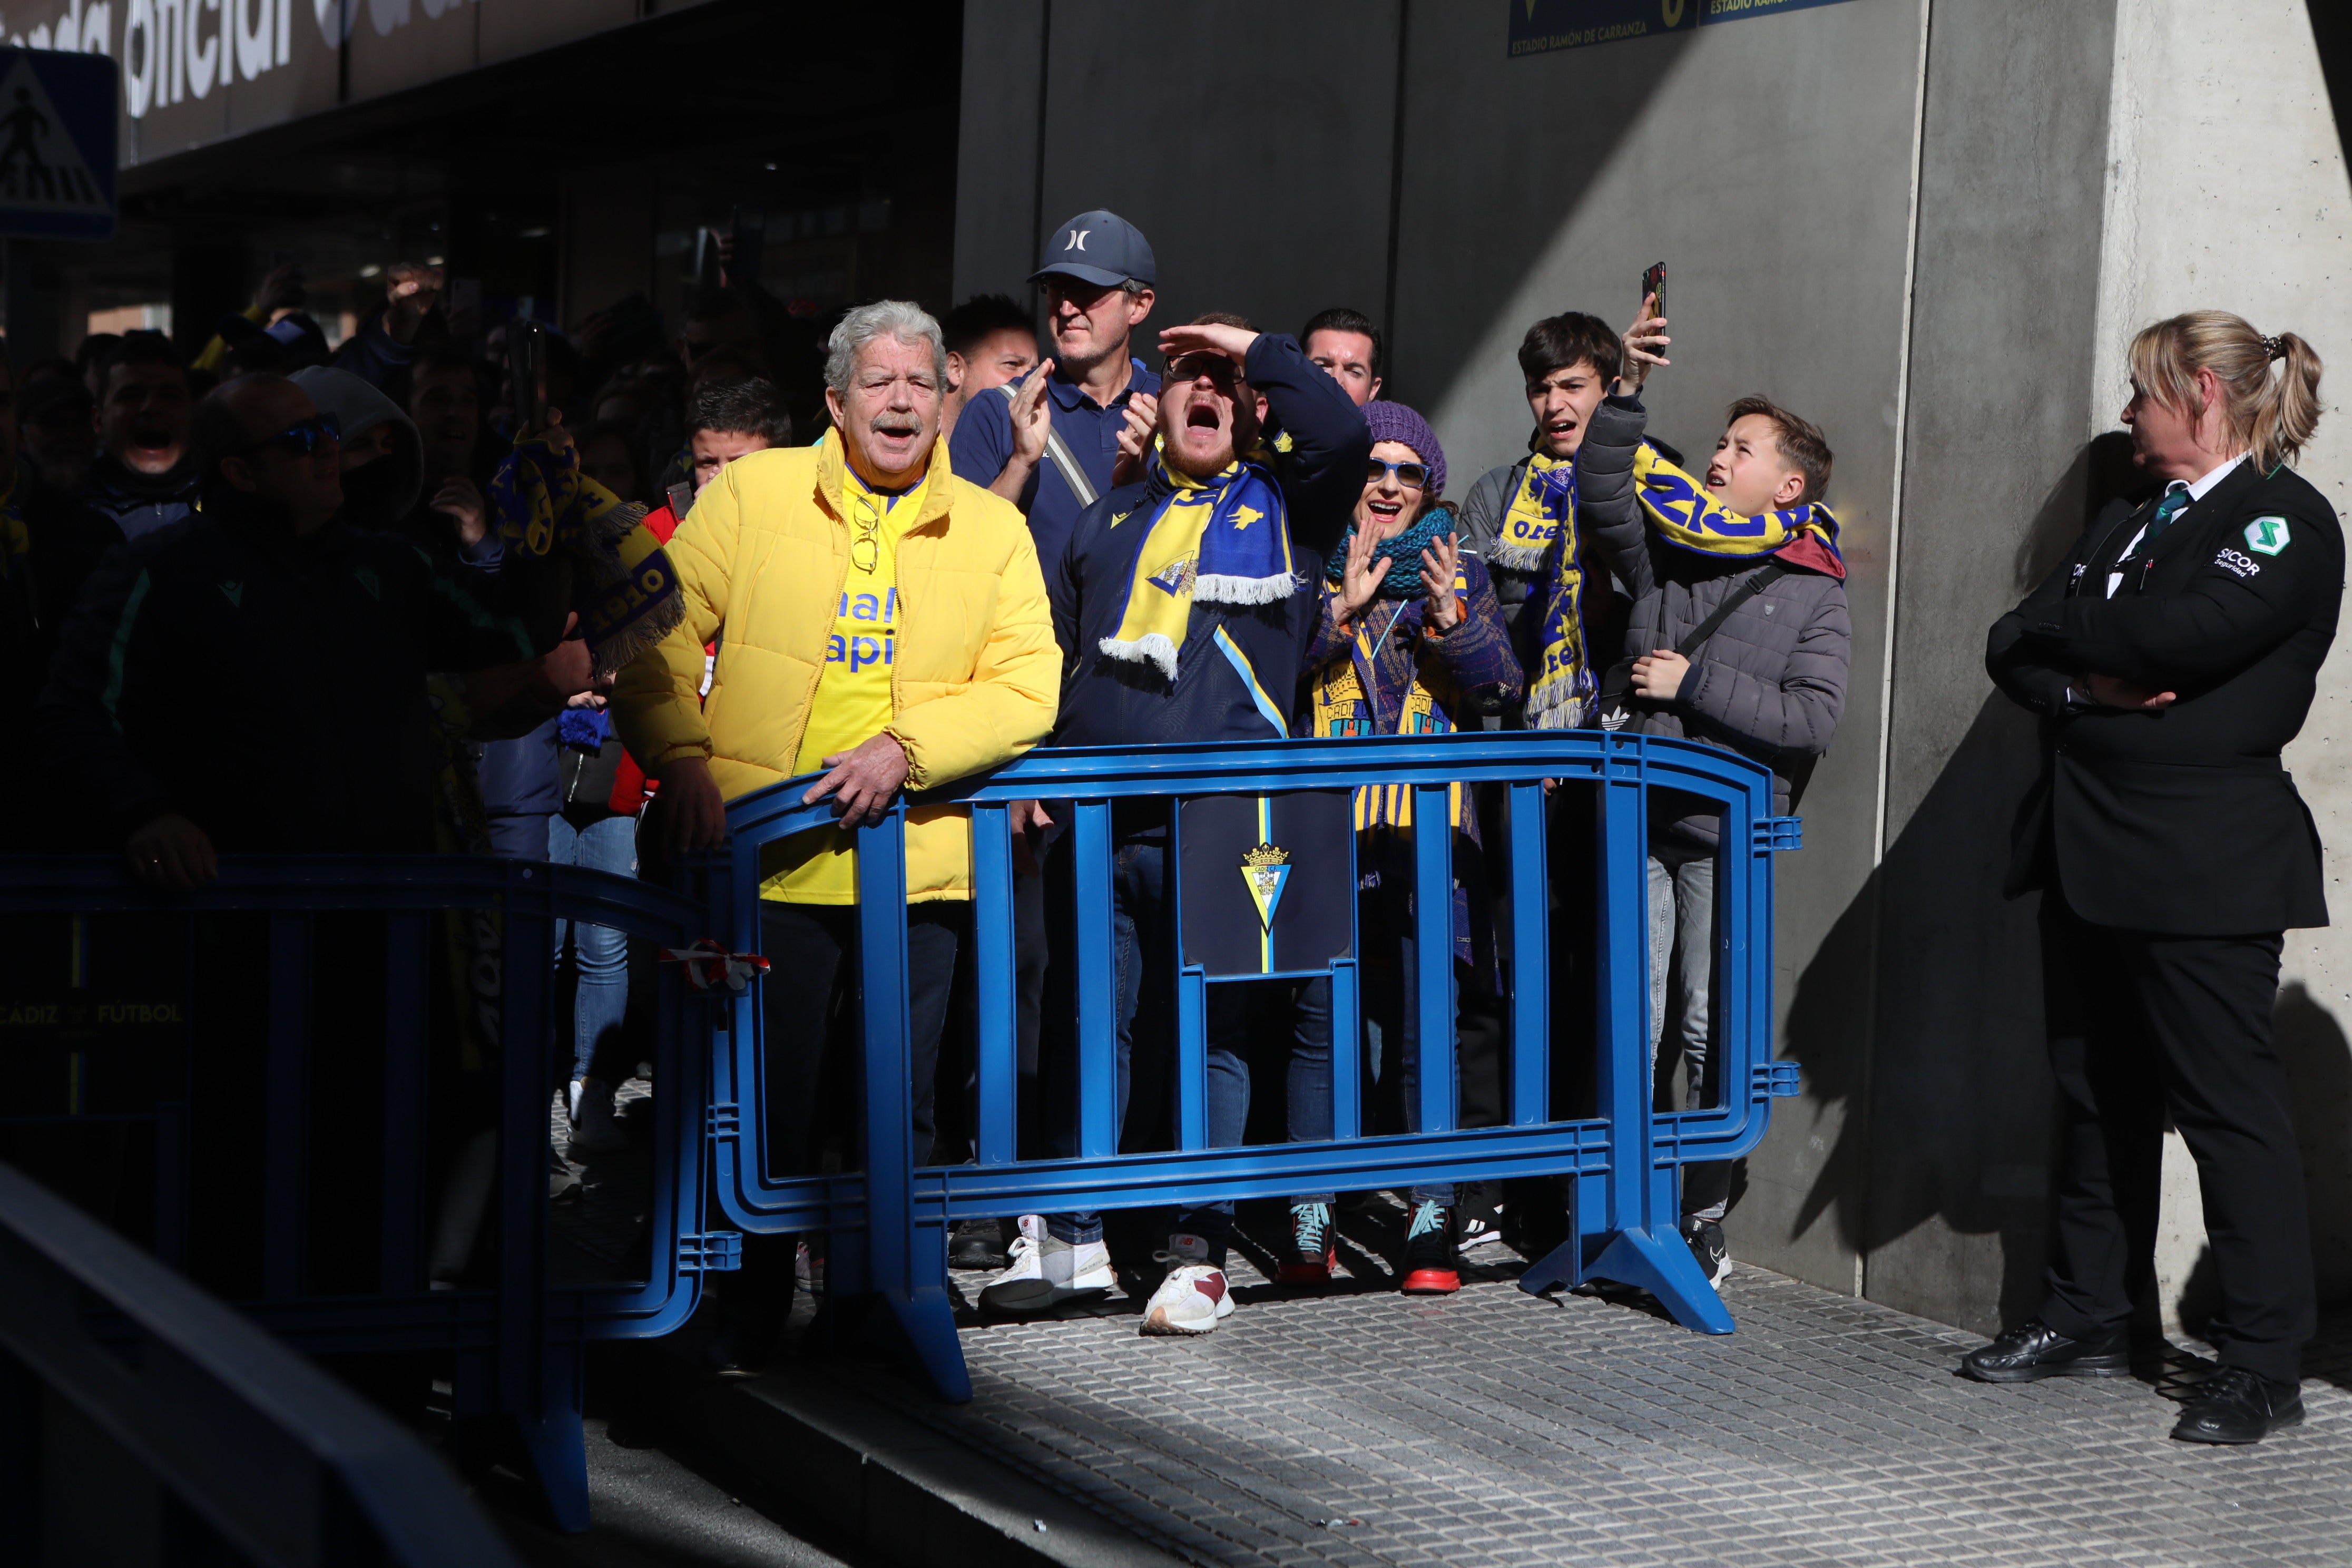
[944,208,1161,1289]
[1031,209,1157,291]
[949,207,1160,569]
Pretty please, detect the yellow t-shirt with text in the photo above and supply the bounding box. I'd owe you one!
[764,470,926,903]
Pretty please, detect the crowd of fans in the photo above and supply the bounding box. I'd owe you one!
[6,210,1854,1361]
[10,184,2336,1454]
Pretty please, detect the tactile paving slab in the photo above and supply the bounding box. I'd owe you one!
[845,1244,2352,1568]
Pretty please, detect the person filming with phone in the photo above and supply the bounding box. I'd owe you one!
[1566,280,1851,1289]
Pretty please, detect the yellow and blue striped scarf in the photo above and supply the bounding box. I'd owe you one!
[1525,443,1841,730]
[1631,443,1840,562]
[1488,450,1573,572]
[486,432,683,678]
[1097,448,1296,681]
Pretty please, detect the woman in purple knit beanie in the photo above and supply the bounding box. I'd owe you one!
[1362,399,1446,500]
[1283,398,1521,1298]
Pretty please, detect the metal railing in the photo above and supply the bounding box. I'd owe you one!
[0,1158,522,1566]
[705,731,1805,1401]
[0,856,736,1533]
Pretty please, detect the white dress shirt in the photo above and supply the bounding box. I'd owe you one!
[2106,452,2248,599]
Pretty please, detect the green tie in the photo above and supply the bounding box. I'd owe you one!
[2143,482,2192,545]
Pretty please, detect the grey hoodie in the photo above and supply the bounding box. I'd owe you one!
[290,365,424,528]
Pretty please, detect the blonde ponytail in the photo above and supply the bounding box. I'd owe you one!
[2127,310,2325,473]
[2252,331,2324,473]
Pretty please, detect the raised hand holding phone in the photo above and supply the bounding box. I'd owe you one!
[1619,261,1671,397]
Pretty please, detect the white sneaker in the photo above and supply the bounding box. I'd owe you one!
[1141,1233,1234,1336]
[568,1077,627,1154]
[978,1226,1111,1315]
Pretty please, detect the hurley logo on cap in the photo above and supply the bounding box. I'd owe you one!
[1064,228,1090,251]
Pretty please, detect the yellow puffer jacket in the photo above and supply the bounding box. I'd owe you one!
[610,435,1058,901]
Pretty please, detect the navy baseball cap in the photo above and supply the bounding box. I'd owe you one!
[1031,209,1156,290]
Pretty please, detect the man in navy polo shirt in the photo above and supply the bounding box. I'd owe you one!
[949,209,1161,569]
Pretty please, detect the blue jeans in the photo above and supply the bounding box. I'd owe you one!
[548,812,635,1082]
[1291,873,1455,1208]
[1649,846,1729,1221]
[1043,836,1248,1262]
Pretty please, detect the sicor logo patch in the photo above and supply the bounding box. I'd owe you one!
[2246,516,2292,556]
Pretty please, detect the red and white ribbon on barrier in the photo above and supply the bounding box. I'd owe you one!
[656,938,771,993]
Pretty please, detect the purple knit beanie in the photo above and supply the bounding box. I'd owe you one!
[1363,400,1446,499]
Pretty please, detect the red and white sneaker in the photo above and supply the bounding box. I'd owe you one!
[1141,1233,1235,1336]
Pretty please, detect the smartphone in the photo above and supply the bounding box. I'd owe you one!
[507,318,546,437]
[729,206,766,289]
[1641,261,1667,320]
[693,227,724,290]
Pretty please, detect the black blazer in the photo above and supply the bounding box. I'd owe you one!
[1985,457,2342,935]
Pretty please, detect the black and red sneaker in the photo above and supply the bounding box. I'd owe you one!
[1278,1202,1336,1286]
[1400,1200,1459,1294]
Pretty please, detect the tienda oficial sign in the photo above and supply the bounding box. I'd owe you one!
[1,0,650,164]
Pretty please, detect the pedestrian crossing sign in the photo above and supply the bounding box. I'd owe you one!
[0,48,115,241]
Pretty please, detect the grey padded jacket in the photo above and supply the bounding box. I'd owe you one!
[1576,394,1851,850]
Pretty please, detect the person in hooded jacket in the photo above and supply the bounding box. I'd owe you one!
[1567,302,1850,1287]
[294,364,564,861]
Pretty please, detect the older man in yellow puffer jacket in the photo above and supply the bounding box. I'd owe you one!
[612,299,1058,1369]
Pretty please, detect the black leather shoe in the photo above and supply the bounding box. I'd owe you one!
[2171,1366,2304,1444]
[1959,1317,2130,1383]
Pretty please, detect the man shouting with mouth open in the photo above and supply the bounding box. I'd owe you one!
[979,315,1368,1336]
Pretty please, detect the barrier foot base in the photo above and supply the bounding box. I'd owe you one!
[509,1350,591,1533]
[870,1286,973,1404]
[1517,1227,1736,1336]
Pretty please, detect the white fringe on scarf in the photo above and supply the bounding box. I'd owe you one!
[1191,571,1299,605]
[1486,538,1552,573]
[1097,632,1181,682]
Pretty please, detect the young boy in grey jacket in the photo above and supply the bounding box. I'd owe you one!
[1570,306,1852,1285]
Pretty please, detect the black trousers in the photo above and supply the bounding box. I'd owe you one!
[2037,892,2313,1383]
[755,899,963,1179]
[732,898,964,1327]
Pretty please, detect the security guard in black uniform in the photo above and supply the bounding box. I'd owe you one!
[1976,311,2337,1445]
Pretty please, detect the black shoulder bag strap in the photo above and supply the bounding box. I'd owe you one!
[1593,561,1789,730]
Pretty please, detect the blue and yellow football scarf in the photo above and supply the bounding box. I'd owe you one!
[1524,443,1843,730]
[1631,444,1841,563]
[487,433,683,677]
[1309,600,1468,835]
[1097,446,1296,681]
[1488,450,1574,572]
[1525,460,1599,729]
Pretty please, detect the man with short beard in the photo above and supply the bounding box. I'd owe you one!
[77,333,198,545]
[978,316,1368,1335]
[613,299,1059,1373]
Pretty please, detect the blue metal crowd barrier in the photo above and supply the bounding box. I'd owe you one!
[0,1158,522,1566]
[0,856,736,1533]
[706,731,1806,1402]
